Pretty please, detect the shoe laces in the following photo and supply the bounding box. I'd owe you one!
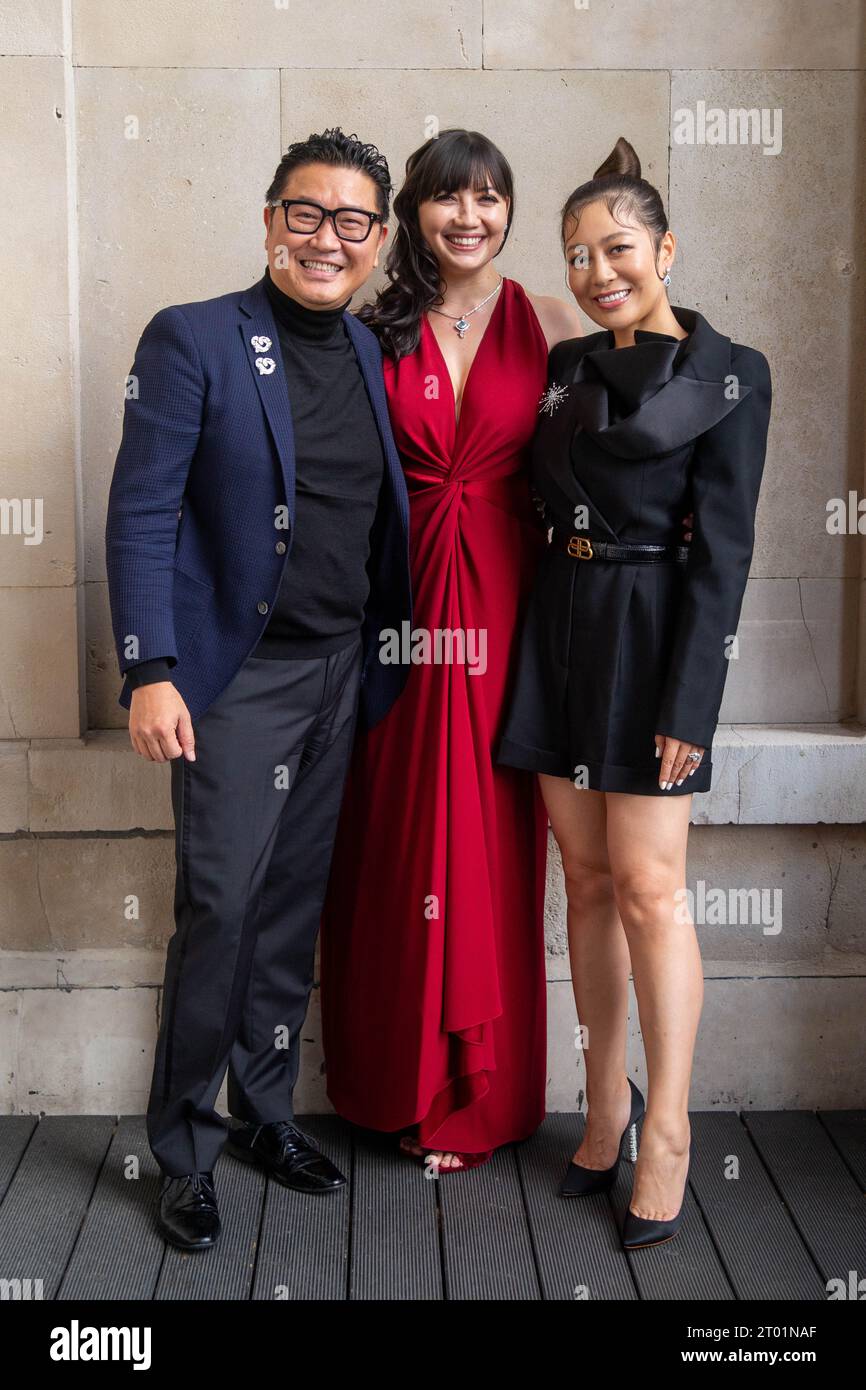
[269,1120,313,1158]
[175,1170,216,1207]
[161,1170,216,1208]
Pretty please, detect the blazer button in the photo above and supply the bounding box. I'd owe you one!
[257,600,269,615]
[275,541,287,554]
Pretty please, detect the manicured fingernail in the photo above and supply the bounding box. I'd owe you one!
[676,778,684,785]
[655,747,661,758]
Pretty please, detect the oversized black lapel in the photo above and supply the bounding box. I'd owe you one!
[237,276,296,508]
[546,308,752,463]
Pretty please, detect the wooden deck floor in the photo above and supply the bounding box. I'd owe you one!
[1,1110,864,1301]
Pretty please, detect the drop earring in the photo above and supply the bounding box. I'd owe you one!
[663,268,672,286]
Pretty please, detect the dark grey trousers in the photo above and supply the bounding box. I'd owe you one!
[146,637,363,1176]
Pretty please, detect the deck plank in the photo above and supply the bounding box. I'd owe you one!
[1,1111,862,1299]
[0,1115,115,1300]
[349,1127,442,1301]
[0,1115,37,1204]
[58,1116,165,1300]
[744,1111,866,1294]
[517,1114,638,1300]
[688,1112,826,1300]
[438,1144,540,1300]
[819,1110,866,1192]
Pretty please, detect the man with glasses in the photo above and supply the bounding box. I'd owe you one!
[105,129,411,1249]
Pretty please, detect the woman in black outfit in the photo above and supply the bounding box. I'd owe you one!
[498,138,771,1248]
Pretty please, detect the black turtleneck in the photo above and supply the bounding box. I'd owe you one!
[125,266,386,689]
[253,266,385,657]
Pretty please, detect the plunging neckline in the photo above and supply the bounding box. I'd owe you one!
[424,277,507,428]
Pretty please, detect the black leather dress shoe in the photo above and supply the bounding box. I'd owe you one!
[225,1119,347,1193]
[156,1170,220,1250]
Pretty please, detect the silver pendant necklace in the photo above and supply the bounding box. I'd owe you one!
[429,275,503,338]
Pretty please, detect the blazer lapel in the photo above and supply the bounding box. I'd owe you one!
[238,277,296,507]
[238,275,408,540]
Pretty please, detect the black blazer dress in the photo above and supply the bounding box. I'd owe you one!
[497,305,772,795]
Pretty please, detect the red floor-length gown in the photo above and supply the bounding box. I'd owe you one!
[320,277,550,1152]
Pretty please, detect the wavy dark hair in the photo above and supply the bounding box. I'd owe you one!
[265,126,393,222]
[358,129,514,360]
[560,136,669,273]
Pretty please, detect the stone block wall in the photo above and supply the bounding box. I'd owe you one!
[1,1,864,1112]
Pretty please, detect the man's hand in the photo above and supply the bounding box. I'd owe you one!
[130,682,196,762]
[682,511,694,542]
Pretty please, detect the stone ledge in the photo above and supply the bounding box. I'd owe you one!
[697,725,866,825]
[2,724,864,831]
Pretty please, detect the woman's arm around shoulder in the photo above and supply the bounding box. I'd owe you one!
[525,292,584,352]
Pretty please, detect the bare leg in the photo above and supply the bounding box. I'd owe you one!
[605,791,701,1220]
[539,774,634,1168]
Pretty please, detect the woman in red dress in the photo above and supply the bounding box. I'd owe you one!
[319,130,582,1170]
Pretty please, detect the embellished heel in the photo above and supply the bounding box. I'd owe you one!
[627,1119,639,1164]
[559,1077,645,1198]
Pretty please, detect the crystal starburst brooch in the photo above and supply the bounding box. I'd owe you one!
[538,382,569,416]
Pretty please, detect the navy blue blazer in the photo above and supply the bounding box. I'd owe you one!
[105,274,412,729]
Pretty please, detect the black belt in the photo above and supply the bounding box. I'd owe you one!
[552,527,689,565]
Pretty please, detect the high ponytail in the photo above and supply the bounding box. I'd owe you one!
[561,136,668,266]
[592,136,642,181]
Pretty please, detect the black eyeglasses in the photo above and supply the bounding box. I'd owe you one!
[266,198,384,242]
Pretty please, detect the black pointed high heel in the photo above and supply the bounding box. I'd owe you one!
[559,1077,645,1198]
[621,1144,692,1249]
